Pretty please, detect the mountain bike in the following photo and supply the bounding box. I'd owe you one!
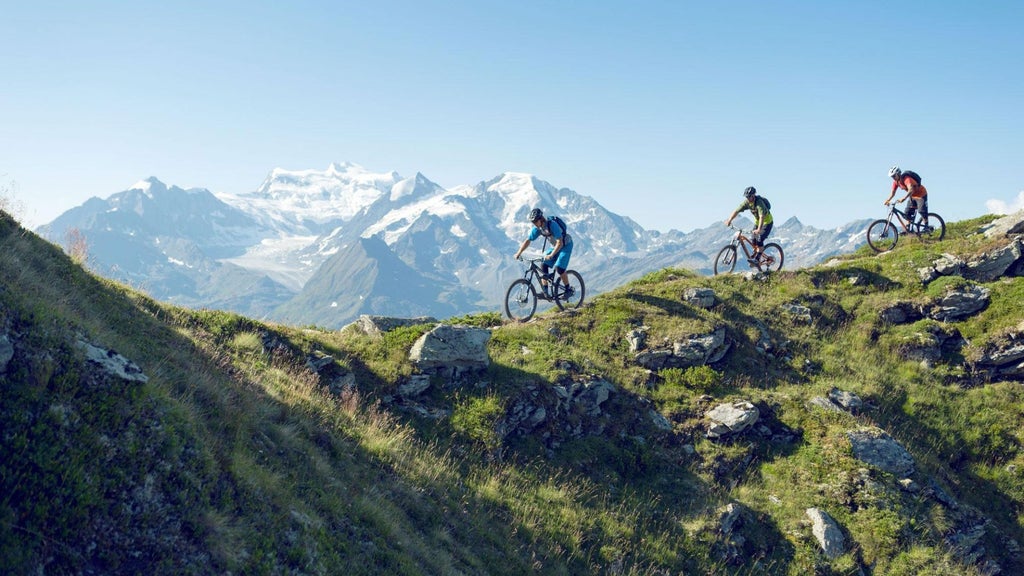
[504,256,585,322]
[865,200,946,253]
[713,226,784,275]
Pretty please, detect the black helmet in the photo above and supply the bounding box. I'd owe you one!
[743,186,756,198]
[528,208,544,222]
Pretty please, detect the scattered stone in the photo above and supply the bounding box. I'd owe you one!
[806,507,846,559]
[706,401,759,439]
[77,339,149,383]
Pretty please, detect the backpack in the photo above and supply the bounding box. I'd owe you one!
[902,170,922,185]
[545,216,568,238]
[755,195,771,211]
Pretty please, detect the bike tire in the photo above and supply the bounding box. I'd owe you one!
[866,219,899,253]
[918,213,946,243]
[760,243,784,272]
[504,279,538,322]
[713,245,738,275]
[553,270,585,311]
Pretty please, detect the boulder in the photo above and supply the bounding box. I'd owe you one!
[409,324,491,376]
[706,401,759,439]
[846,427,915,477]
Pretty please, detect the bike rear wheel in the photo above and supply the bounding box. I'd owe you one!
[504,279,538,322]
[866,219,899,252]
[759,243,784,272]
[553,270,585,311]
[917,213,946,243]
[713,245,738,275]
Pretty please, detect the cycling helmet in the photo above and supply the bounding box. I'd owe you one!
[528,208,544,222]
[888,165,902,180]
[743,186,756,198]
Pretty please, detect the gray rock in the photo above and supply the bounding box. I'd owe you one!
[398,374,432,398]
[806,507,846,559]
[846,427,915,476]
[409,324,491,375]
[928,285,990,322]
[683,287,717,309]
[77,339,149,383]
[982,209,1024,238]
[626,326,648,353]
[828,388,863,412]
[706,401,759,439]
[966,240,1023,282]
[933,253,966,277]
[353,314,437,336]
[782,303,813,323]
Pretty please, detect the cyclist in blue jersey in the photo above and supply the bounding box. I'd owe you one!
[513,208,574,299]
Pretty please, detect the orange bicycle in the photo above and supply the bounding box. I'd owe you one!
[713,226,784,275]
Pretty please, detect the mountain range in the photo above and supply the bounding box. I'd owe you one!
[37,163,871,328]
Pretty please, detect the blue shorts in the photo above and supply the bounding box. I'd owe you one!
[545,243,573,271]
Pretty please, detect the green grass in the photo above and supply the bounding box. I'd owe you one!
[1,208,1022,575]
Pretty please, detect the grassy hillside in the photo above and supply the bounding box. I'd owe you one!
[2,208,1022,575]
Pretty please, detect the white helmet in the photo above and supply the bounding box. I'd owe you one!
[888,165,902,179]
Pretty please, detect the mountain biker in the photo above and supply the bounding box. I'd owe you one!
[883,165,928,230]
[513,208,574,299]
[725,186,773,263]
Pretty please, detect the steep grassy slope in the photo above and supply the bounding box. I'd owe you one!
[2,209,1023,575]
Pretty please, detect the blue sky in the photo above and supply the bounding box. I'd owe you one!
[2,0,1022,233]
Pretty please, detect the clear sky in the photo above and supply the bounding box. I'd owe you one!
[2,0,1022,233]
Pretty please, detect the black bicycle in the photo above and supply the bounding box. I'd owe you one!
[504,257,585,322]
[866,200,946,253]
[713,226,784,275]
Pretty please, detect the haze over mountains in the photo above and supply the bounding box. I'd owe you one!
[37,163,870,328]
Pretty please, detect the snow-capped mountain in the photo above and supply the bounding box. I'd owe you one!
[37,164,871,328]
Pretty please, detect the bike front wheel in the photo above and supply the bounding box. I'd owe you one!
[866,219,899,252]
[553,270,585,311]
[504,279,538,322]
[713,245,738,275]
[759,243,784,272]
[917,213,946,243]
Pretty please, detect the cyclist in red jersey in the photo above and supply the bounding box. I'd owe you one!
[883,165,928,229]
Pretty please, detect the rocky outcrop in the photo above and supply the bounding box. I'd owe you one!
[965,240,1023,282]
[351,314,438,336]
[927,285,991,322]
[970,328,1024,382]
[635,327,731,370]
[981,209,1024,238]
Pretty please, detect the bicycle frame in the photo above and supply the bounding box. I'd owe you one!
[713,226,784,275]
[504,256,586,321]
